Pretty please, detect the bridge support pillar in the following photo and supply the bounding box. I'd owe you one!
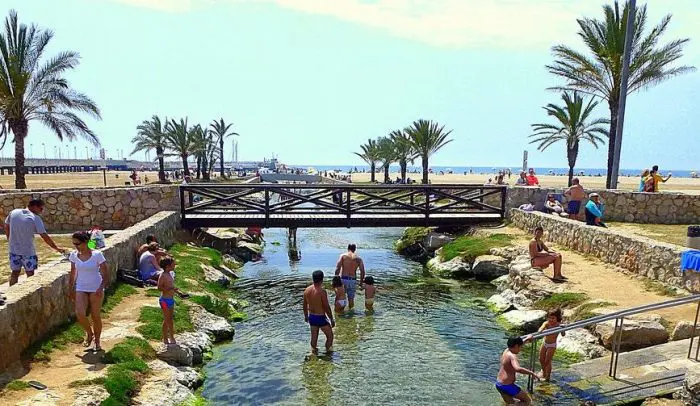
[288,228,300,261]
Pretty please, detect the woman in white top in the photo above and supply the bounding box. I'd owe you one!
[68,231,109,351]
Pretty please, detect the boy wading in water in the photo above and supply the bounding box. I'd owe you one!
[496,335,539,405]
[158,257,178,345]
[303,270,335,353]
[538,309,565,382]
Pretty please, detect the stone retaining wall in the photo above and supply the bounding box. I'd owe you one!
[502,187,700,224]
[0,211,180,372]
[0,185,180,231]
[509,209,684,287]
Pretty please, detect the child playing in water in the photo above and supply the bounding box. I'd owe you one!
[496,335,539,405]
[364,276,376,311]
[332,276,347,313]
[538,308,566,381]
[157,257,178,345]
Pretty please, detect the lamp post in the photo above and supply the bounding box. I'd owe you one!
[85,146,89,159]
[30,143,33,159]
[42,143,46,160]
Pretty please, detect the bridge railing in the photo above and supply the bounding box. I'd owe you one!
[179,183,507,227]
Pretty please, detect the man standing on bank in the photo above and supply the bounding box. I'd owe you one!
[335,244,365,310]
[4,199,66,286]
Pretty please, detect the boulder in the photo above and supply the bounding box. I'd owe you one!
[639,398,682,406]
[594,318,669,351]
[557,328,608,360]
[189,304,234,342]
[508,258,564,301]
[72,385,110,406]
[217,264,239,279]
[471,255,509,281]
[222,254,244,269]
[499,309,547,333]
[148,360,203,390]
[486,294,513,314]
[427,256,471,278]
[17,391,61,405]
[491,275,510,292]
[174,331,212,365]
[500,289,534,310]
[232,241,263,262]
[200,264,231,287]
[156,343,194,367]
[132,360,196,406]
[679,370,700,406]
[671,321,699,341]
[490,246,528,262]
[422,232,454,250]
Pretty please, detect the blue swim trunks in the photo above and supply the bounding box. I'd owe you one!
[9,253,39,272]
[567,200,582,215]
[308,314,329,327]
[495,381,522,397]
[341,276,356,300]
[159,297,175,310]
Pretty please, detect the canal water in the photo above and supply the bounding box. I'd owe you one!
[201,228,517,405]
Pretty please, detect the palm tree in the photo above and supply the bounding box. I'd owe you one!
[189,125,206,180]
[164,118,193,176]
[354,138,380,182]
[209,119,238,179]
[376,136,396,183]
[530,92,609,186]
[131,115,167,182]
[0,10,101,189]
[547,1,694,188]
[390,129,417,183]
[404,120,453,184]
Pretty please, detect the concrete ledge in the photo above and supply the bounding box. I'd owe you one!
[0,211,180,372]
[509,209,683,286]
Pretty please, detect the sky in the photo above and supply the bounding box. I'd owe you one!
[4,0,700,171]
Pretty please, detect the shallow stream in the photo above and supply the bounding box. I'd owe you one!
[202,228,533,405]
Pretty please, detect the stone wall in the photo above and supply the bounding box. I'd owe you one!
[502,187,700,224]
[0,211,180,372]
[509,209,684,287]
[0,185,180,231]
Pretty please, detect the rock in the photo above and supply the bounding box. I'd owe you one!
[157,343,194,366]
[422,232,453,249]
[491,275,510,292]
[18,391,61,405]
[671,321,699,341]
[507,258,565,301]
[499,309,547,333]
[427,256,471,278]
[640,398,682,406]
[232,241,263,262]
[679,370,700,406]
[222,254,243,269]
[132,360,195,406]
[490,246,528,262]
[200,264,231,287]
[72,385,110,406]
[594,318,669,351]
[471,255,509,281]
[189,304,234,342]
[486,294,513,314]
[148,360,203,389]
[217,264,239,279]
[174,331,212,365]
[500,289,534,310]
[557,328,608,360]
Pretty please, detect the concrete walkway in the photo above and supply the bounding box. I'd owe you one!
[539,338,700,404]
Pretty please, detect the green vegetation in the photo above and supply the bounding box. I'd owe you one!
[568,301,616,322]
[521,343,583,366]
[643,279,682,298]
[6,380,30,391]
[145,288,161,297]
[440,234,513,262]
[395,227,432,253]
[68,377,107,388]
[136,303,193,340]
[167,243,224,292]
[533,293,589,310]
[190,295,246,321]
[179,393,209,406]
[102,338,156,405]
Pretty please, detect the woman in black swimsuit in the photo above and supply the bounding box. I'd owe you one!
[529,227,565,281]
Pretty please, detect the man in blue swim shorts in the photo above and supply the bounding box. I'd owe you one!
[334,244,365,309]
[303,270,335,353]
[496,335,539,405]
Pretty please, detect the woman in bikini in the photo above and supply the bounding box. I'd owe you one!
[68,231,109,351]
[529,226,565,281]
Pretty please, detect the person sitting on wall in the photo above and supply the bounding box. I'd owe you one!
[543,194,568,217]
[584,193,607,228]
[529,226,565,282]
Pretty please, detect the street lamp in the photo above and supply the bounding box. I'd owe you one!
[53,146,57,159]
[42,143,46,160]
[85,146,88,159]
[30,143,33,159]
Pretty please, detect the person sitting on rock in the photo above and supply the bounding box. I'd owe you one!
[529,227,565,282]
[544,194,568,217]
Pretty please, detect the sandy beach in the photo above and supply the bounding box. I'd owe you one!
[350,172,700,194]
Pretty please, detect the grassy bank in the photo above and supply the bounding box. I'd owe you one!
[440,234,512,262]
[395,227,432,253]
[101,337,156,405]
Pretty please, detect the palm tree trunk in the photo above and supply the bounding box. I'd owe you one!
[202,154,209,181]
[421,155,429,184]
[219,137,225,178]
[11,121,28,189]
[606,100,619,189]
[370,163,376,182]
[383,165,390,183]
[156,146,166,183]
[196,156,201,179]
[567,144,579,187]
[182,155,190,177]
[400,159,407,183]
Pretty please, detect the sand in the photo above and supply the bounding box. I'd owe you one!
[351,172,700,194]
[0,171,164,190]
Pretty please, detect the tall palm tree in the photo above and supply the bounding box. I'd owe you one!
[131,115,167,182]
[164,118,193,176]
[376,136,396,183]
[530,92,609,186]
[547,1,694,188]
[0,10,101,189]
[354,138,380,182]
[389,129,417,183]
[209,119,238,179]
[404,119,453,184]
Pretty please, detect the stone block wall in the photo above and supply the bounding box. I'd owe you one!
[509,209,684,287]
[0,185,180,231]
[503,187,700,224]
[0,211,180,373]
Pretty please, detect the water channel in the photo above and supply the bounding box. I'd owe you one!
[201,227,521,405]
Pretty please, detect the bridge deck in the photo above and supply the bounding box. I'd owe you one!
[181,212,502,228]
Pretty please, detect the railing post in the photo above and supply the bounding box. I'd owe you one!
[527,338,537,393]
[500,186,507,217]
[609,318,620,377]
[346,188,351,227]
[689,301,700,360]
[180,186,186,225]
[424,186,430,225]
[264,188,270,227]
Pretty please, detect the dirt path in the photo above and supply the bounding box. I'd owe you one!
[497,226,697,325]
[0,291,158,405]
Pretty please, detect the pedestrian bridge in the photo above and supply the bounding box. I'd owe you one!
[179,183,506,228]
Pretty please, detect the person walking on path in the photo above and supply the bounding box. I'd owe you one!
[4,199,66,286]
[335,244,365,310]
[68,231,109,351]
[529,227,565,282]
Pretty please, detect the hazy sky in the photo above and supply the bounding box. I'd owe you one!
[6,0,700,170]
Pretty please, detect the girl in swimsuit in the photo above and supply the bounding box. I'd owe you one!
[529,226,565,281]
[332,276,347,313]
[538,308,565,381]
